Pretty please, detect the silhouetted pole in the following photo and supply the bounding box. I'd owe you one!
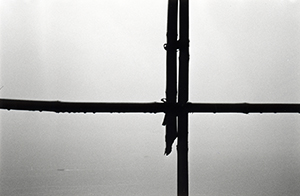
[178,0,189,195]
[1,99,299,114]
[166,0,178,104]
[164,0,178,156]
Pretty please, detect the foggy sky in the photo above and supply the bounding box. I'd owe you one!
[1,0,300,196]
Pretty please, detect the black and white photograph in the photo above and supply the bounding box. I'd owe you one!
[1,0,300,195]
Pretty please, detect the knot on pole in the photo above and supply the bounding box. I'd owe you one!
[163,40,180,51]
[242,103,250,114]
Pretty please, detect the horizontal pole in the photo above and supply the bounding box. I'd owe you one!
[0,99,166,113]
[0,99,300,114]
[186,103,300,114]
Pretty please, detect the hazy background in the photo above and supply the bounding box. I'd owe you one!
[1,0,300,195]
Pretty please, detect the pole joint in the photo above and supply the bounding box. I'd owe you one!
[164,40,181,51]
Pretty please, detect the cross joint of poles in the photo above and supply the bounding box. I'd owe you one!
[0,1,300,196]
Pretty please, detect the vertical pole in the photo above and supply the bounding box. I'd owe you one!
[178,0,189,195]
[165,0,178,155]
[166,0,178,106]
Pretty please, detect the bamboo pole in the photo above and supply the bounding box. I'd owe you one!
[164,0,178,156]
[1,99,299,114]
[178,0,189,195]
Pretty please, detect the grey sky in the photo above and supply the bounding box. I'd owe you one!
[1,0,300,196]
